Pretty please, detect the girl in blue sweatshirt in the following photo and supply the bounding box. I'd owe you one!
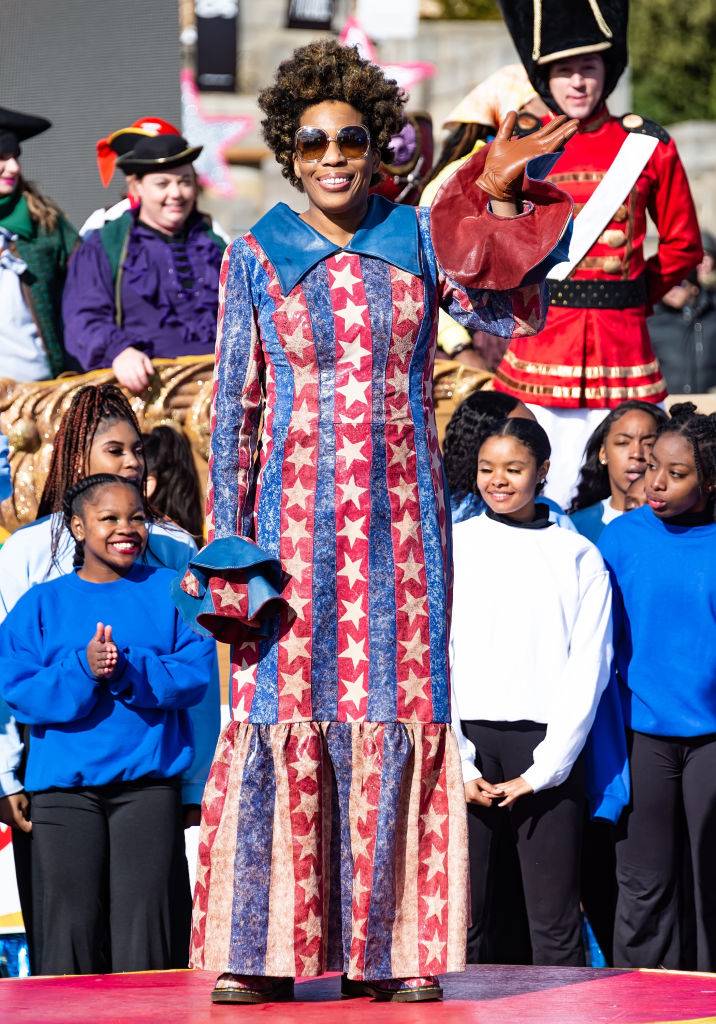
[0,474,214,976]
[599,403,716,972]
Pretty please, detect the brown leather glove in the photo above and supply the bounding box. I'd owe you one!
[476,111,579,202]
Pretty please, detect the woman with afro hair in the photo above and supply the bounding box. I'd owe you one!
[180,39,577,1003]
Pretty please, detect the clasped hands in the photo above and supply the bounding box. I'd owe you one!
[86,621,119,679]
[476,110,579,210]
[464,775,533,809]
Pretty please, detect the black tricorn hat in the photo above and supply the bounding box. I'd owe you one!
[116,134,203,175]
[0,105,52,157]
[499,0,628,112]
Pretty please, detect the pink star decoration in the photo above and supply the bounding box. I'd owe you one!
[338,17,436,93]
[180,69,253,196]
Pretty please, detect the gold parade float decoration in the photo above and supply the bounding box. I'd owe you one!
[0,356,489,535]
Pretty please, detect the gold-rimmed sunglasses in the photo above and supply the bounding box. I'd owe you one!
[294,124,371,163]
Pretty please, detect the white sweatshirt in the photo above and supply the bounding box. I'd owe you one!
[450,510,613,793]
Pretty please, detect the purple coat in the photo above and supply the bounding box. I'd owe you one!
[62,211,224,369]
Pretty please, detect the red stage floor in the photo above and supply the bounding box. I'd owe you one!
[2,965,716,1024]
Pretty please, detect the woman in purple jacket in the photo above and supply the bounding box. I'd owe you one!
[62,134,225,394]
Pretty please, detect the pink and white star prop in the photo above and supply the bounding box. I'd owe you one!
[338,17,436,93]
[180,69,254,196]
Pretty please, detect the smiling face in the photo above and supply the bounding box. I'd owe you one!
[645,432,711,518]
[600,410,661,509]
[71,482,147,581]
[135,164,197,234]
[548,53,606,120]
[87,419,145,485]
[477,435,550,524]
[0,152,20,196]
[293,101,380,232]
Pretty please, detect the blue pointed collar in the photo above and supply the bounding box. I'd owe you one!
[250,194,421,296]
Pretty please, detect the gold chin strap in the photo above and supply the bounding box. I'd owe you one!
[532,0,613,62]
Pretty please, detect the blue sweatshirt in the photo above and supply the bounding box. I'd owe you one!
[0,565,214,792]
[599,505,716,736]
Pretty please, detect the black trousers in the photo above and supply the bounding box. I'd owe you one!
[463,720,586,966]
[614,730,716,971]
[30,778,191,976]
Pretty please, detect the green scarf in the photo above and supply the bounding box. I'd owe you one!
[0,191,34,240]
[0,188,78,376]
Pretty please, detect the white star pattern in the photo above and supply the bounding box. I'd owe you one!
[297,866,321,903]
[335,299,367,331]
[293,398,318,423]
[288,589,310,621]
[399,626,429,668]
[340,634,368,670]
[213,581,244,610]
[285,443,316,474]
[398,594,427,624]
[388,437,412,469]
[280,291,306,321]
[339,475,367,509]
[283,630,310,664]
[330,264,361,293]
[397,550,423,585]
[340,336,371,370]
[425,843,446,882]
[284,548,309,581]
[337,436,368,469]
[284,512,310,547]
[300,910,323,945]
[282,325,311,358]
[285,477,312,509]
[281,668,307,702]
[393,509,420,547]
[293,824,317,862]
[337,552,365,588]
[389,477,418,508]
[342,675,368,708]
[400,667,428,706]
[421,930,446,967]
[422,891,447,924]
[339,595,365,629]
[337,375,370,410]
[338,515,368,546]
[420,805,447,839]
[394,291,423,327]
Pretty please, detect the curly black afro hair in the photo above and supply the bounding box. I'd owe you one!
[258,39,406,191]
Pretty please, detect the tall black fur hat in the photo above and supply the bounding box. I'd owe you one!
[499,0,628,112]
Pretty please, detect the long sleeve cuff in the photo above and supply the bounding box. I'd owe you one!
[172,536,291,645]
[430,144,573,292]
[522,761,560,794]
[0,769,23,797]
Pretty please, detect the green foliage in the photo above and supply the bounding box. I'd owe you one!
[630,0,716,124]
[427,0,500,19]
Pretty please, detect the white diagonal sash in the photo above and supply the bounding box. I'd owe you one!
[547,131,659,281]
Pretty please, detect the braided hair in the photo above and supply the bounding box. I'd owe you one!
[443,391,521,500]
[63,474,142,568]
[568,401,669,513]
[656,402,716,519]
[479,417,551,494]
[40,385,147,568]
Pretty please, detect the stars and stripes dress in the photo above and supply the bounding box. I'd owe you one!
[186,186,570,981]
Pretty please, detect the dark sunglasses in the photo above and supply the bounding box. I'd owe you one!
[294,124,371,163]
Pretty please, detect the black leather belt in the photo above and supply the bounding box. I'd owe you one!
[548,276,647,309]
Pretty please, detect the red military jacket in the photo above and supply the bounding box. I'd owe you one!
[494,106,702,409]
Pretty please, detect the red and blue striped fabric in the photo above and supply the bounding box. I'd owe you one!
[191,195,557,979]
